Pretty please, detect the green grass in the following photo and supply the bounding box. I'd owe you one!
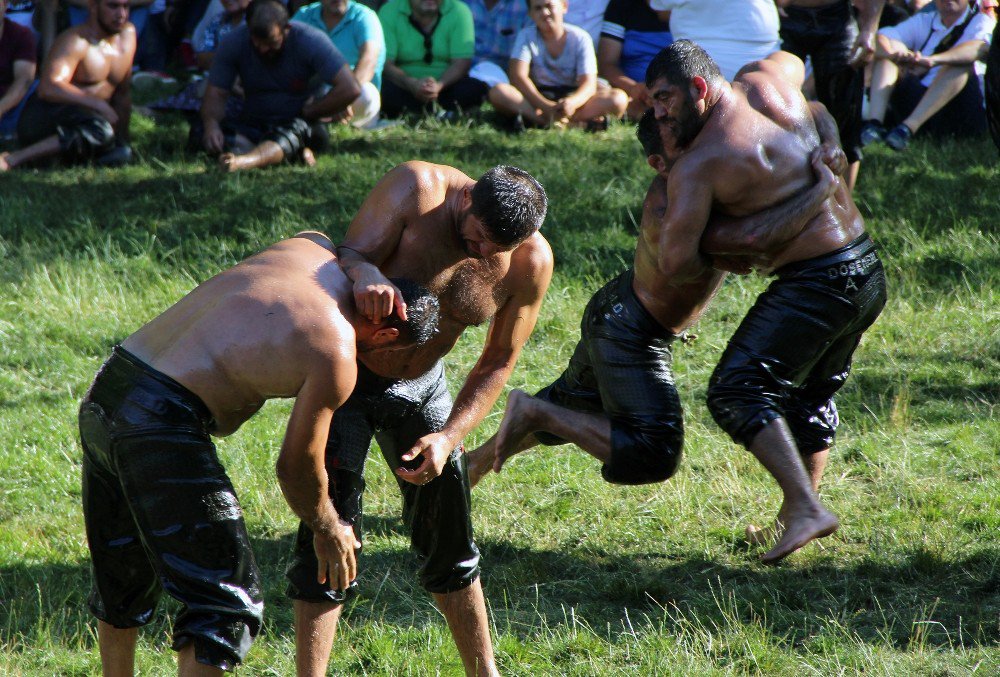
[1,110,998,675]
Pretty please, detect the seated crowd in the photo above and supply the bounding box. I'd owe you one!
[1,0,996,173]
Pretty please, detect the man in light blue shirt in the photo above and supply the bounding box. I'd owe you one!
[294,0,385,127]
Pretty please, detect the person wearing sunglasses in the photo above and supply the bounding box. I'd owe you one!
[377,0,488,118]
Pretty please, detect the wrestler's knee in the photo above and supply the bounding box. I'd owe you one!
[786,399,839,454]
[706,378,782,449]
[601,422,682,485]
[59,117,115,160]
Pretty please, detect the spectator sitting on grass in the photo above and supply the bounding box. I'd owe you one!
[293,0,385,128]
[861,0,996,150]
[1,0,135,171]
[378,0,487,118]
[146,0,251,117]
[196,0,360,172]
[0,0,37,141]
[488,0,627,130]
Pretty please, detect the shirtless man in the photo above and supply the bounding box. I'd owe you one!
[645,40,888,562]
[0,0,134,170]
[465,109,841,491]
[288,163,552,677]
[79,233,439,676]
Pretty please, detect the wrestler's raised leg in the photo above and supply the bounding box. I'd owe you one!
[466,430,539,487]
[747,420,838,563]
[492,389,611,473]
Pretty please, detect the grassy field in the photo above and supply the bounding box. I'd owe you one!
[0,110,998,675]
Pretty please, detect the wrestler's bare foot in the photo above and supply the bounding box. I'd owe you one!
[302,147,316,167]
[760,505,839,564]
[218,152,238,173]
[493,389,539,473]
[0,152,11,171]
[466,439,496,488]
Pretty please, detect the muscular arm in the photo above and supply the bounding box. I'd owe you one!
[656,163,716,284]
[275,354,359,590]
[302,64,361,120]
[396,238,554,483]
[335,164,418,322]
[0,60,36,118]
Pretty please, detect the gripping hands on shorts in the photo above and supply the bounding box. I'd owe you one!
[312,515,361,590]
[395,431,454,486]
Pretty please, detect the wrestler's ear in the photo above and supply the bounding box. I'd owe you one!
[371,327,401,346]
[646,153,667,175]
[461,186,473,209]
[691,76,709,103]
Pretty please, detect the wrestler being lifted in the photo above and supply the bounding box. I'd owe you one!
[469,46,882,564]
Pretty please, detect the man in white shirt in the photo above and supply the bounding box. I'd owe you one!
[862,0,995,149]
[648,0,781,80]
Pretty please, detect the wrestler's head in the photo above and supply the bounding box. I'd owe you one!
[91,0,130,35]
[247,0,290,62]
[636,108,680,176]
[456,166,547,258]
[356,278,440,351]
[645,40,722,149]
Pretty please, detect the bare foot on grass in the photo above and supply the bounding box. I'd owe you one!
[302,147,316,167]
[493,389,538,473]
[218,152,238,172]
[0,152,11,172]
[760,506,839,564]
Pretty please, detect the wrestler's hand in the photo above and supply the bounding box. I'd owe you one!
[811,141,847,178]
[313,517,361,590]
[395,432,453,486]
[352,270,407,324]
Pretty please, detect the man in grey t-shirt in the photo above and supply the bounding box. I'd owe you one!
[199,0,359,172]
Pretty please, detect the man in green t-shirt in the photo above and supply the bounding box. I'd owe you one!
[378,0,487,117]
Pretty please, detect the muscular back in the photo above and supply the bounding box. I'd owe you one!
[692,62,864,270]
[122,237,357,436]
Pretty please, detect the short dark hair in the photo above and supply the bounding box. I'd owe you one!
[645,39,723,90]
[385,278,440,346]
[470,165,547,247]
[247,0,287,38]
[636,109,663,158]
